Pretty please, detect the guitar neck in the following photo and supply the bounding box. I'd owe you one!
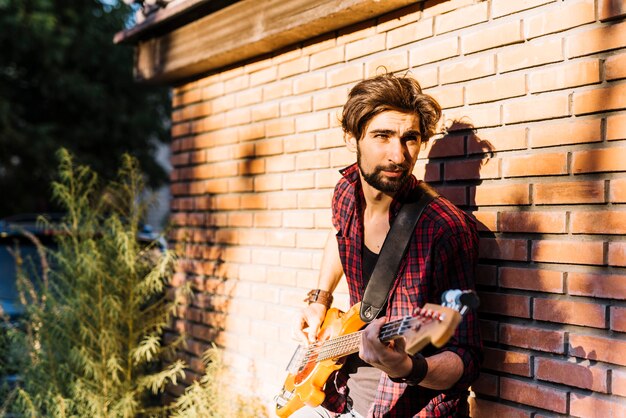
[315,318,406,362]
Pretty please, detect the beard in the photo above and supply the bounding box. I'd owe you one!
[357,148,411,193]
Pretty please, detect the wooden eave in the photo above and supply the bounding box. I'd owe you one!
[115,0,421,84]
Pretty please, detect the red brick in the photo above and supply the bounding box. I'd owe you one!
[529,117,602,148]
[569,333,626,366]
[499,267,564,293]
[571,211,626,234]
[599,0,626,21]
[265,118,294,138]
[483,347,531,376]
[424,85,464,109]
[411,66,438,88]
[476,264,497,286]
[414,161,441,182]
[574,83,626,115]
[498,38,563,73]
[280,97,311,116]
[491,0,556,18]
[472,184,530,206]
[532,240,604,265]
[387,19,433,48]
[535,357,609,392]
[327,64,363,87]
[466,73,526,104]
[345,33,385,60]
[481,237,529,262]
[500,323,565,354]
[503,95,569,124]
[314,89,347,111]
[606,52,626,81]
[570,393,626,418]
[607,113,626,141]
[503,152,568,177]
[434,186,467,206]
[478,292,531,318]
[278,57,308,79]
[366,51,410,77]
[499,211,566,234]
[444,105,502,129]
[444,158,500,181]
[568,272,626,300]
[410,37,459,67]
[568,21,626,58]
[534,180,605,205]
[463,20,523,54]
[608,241,626,266]
[420,134,465,158]
[572,147,626,174]
[611,177,626,204]
[293,73,325,95]
[472,211,497,232]
[533,297,606,328]
[479,319,498,342]
[470,127,526,152]
[611,306,626,332]
[469,398,531,418]
[526,0,595,39]
[613,368,626,396]
[440,55,496,84]
[471,372,498,396]
[530,59,601,94]
[249,67,277,87]
[310,46,345,70]
[500,377,568,413]
[434,2,488,34]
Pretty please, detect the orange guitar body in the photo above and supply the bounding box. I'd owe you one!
[275,303,365,417]
[274,297,466,417]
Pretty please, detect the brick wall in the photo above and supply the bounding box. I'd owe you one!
[167,0,626,415]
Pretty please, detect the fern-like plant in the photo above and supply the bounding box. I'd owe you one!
[2,149,186,417]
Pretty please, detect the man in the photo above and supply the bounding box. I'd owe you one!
[292,73,482,417]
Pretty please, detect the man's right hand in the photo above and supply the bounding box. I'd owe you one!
[293,303,327,344]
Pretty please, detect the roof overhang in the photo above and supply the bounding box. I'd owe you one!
[115,0,422,84]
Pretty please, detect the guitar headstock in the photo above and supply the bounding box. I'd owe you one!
[402,290,479,356]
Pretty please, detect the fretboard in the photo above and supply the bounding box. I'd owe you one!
[314,316,412,362]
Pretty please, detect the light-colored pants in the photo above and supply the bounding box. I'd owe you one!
[288,405,364,418]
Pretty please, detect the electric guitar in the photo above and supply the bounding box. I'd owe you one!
[274,289,479,417]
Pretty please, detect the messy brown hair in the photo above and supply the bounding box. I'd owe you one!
[341,73,442,142]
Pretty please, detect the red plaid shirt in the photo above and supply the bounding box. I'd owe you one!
[322,163,482,418]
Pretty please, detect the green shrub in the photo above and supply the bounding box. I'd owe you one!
[2,149,184,417]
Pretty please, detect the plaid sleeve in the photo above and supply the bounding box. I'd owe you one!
[431,220,483,391]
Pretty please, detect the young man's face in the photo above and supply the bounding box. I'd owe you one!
[347,110,422,194]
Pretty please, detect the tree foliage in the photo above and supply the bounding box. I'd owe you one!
[2,149,183,417]
[0,0,170,218]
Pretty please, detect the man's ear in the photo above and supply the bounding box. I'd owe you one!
[345,133,358,153]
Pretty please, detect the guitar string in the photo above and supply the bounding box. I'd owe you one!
[314,317,429,362]
[300,308,444,364]
[298,310,442,364]
[298,313,441,365]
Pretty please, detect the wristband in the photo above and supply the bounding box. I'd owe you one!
[389,353,428,386]
[304,289,333,308]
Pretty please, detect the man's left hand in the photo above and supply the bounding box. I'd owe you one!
[358,317,412,379]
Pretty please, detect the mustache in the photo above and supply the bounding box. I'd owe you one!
[376,162,411,172]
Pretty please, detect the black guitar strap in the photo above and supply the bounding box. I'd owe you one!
[359,183,439,322]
